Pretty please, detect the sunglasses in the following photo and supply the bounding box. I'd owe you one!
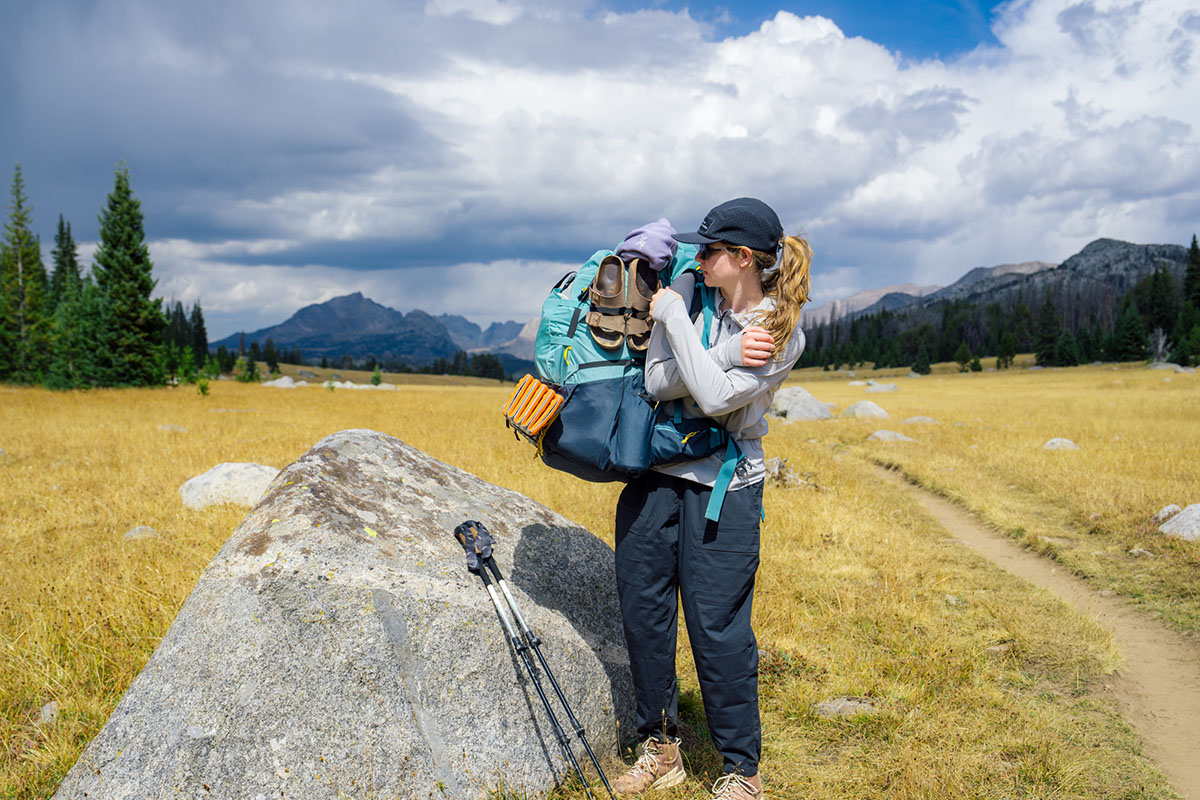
[698,243,746,260]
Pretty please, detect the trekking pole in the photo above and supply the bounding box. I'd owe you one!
[479,552,617,800]
[453,521,599,800]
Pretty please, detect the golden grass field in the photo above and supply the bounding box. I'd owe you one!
[1,360,1197,799]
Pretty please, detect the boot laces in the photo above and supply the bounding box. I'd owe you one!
[712,773,759,798]
[626,738,665,780]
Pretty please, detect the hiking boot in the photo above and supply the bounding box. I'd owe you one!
[710,772,763,799]
[611,736,685,796]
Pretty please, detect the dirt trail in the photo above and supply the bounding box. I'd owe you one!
[876,466,1200,800]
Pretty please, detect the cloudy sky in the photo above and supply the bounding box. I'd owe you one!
[4,0,1199,338]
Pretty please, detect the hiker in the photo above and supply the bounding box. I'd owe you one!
[611,198,811,800]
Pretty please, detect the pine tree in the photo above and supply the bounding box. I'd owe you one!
[1035,289,1061,366]
[47,275,104,388]
[264,338,279,374]
[1053,330,1080,366]
[92,164,166,386]
[1113,304,1146,362]
[912,345,931,375]
[953,341,972,372]
[1185,234,1200,310]
[49,214,81,311]
[0,165,52,382]
[998,331,1016,369]
[189,301,208,364]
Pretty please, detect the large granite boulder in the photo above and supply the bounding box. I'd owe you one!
[54,429,632,800]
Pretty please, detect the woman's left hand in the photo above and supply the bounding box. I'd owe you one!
[649,287,681,319]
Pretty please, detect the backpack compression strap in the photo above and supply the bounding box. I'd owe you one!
[677,274,738,522]
[706,438,742,522]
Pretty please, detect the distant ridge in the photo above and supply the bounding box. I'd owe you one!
[211,293,530,368]
[801,282,941,328]
[801,259,1060,328]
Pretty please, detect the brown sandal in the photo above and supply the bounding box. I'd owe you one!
[586,254,626,350]
[625,257,658,352]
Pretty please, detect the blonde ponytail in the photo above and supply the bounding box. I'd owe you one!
[755,234,812,357]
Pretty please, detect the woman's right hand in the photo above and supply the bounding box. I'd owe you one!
[741,326,774,367]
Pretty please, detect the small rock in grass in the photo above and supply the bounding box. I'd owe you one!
[866,383,898,393]
[945,594,963,607]
[1151,504,1181,524]
[1042,438,1080,451]
[903,416,938,424]
[907,371,923,378]
[1128,547,1156,558]
[1158,504,1200,541]
[1089,512,1102,521]
[124,525,158,540]
[180,463,280,510]
[841,400,888,419]
[1176,366,1196,373]
[814,696,879,719]
[769,387,832,421]
[262,376,297,388]
[867,430,915,442]
[1147,361,1179,370]
[158,424,187,433]
[986,642,1014,657]
[40,701,58,725]
[848,380,867,386]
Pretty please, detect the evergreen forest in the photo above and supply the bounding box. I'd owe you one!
[0,163,212,388]
[796,240,1200,374]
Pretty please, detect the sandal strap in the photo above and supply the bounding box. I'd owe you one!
[586,311,627,334]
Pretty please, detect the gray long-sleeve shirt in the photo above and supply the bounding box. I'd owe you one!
[644,284,806,490]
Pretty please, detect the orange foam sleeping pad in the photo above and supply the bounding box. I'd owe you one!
[503,374,565,440]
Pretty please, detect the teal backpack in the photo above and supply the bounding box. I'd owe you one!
[525,242,744,522]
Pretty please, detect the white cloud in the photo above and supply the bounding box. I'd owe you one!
[425,0,524,25]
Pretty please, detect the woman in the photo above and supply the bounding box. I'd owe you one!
[611,198,811,800]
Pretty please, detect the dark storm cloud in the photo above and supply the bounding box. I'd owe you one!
[4,2,453,243]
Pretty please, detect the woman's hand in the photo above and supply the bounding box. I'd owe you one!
[648,287,681,319]
[740,326,774,367]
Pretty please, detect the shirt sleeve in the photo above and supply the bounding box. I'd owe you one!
[644,290,743,400]
[649,291,803,417]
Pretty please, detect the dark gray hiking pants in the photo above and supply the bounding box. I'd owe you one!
[614,471,763,776]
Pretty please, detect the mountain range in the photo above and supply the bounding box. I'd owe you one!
[211,292,534,369]
[213,238,1190,370]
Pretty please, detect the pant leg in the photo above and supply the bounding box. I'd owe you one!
[678,480,763,775]
[614,471,684,741]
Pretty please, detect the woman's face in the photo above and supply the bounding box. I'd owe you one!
[696,242,746,291]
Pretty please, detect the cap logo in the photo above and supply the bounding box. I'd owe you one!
[699,214,714,234]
